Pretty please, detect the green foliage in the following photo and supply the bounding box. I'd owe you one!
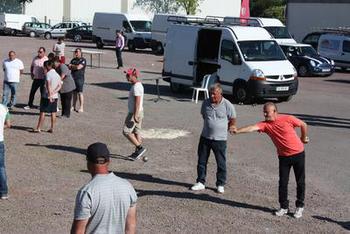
[251,0,286,22]
[176,0,203,15]
[18,0,33,3]
[0,0,22,13]
[134,0,180,13]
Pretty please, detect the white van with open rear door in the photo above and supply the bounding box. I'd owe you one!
[93,12,152,51]
[163,17,298,103]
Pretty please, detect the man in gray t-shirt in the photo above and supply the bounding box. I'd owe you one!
[71,143,137,234]
[191,83,237,194]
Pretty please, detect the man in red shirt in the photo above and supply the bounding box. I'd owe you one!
[234,102,309,218]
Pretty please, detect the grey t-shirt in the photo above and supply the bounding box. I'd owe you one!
[201,97,236,141]
[56,64,76,93]
[74,173,137,234]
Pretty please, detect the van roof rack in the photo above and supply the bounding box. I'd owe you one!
[321,27,350,35]
[167,15,221,26]
[221,16,261,27]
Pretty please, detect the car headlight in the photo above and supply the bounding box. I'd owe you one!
[250,69,265,81]
[310,60,316,67]
[331,60,335,65]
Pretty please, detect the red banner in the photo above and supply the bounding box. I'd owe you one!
[240,0,250,18]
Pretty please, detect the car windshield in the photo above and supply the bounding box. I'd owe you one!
[264,26,292,39]
[238,40,286,61]
[130,20,152,32]
[299,46,318,56]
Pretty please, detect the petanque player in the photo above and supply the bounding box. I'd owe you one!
[2,50,24,109]
[191,83,237,194]
[0,104,11,200]
[71,142,137,234]
[33,60,62,133]
[234,102,309,218]
[123,68,146,160]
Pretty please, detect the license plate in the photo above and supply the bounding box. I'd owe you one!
[322,69,330,72]
[276,86,289,91]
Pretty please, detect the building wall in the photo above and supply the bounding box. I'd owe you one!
[25,0,240,25]
[287,2,350,42]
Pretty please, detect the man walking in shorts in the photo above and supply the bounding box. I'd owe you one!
[123,68,146,160]
[234,102,309,218]
[71,142,137,233]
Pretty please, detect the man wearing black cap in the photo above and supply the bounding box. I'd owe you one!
[71,142,137,234]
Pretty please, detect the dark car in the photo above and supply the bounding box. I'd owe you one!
[65,25,92,42]
[280,43,334,77]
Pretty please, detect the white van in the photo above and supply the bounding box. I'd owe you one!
[223,17,297,44]
[92,12,152,51]
[318,33,350,70]
[163,20,298,102]
[0,13,38,35]
[151,14,187,54]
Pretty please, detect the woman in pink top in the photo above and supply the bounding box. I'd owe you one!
[234,102,309,219]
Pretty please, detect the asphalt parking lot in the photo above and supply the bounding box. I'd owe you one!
[0,36,349,233]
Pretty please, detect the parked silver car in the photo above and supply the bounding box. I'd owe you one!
[42,21,86,39]
[22,22,51,37]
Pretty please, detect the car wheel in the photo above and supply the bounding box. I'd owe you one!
[96,39,104,49]
[10,29,17,36]
[29,31,36,37]
[128,40,136,52]
[73,34,82,42]
[298,65,308,77]
[233,82,249,103]
[170,81,183,93]
[44,32,51,40]
[278,96,293,102]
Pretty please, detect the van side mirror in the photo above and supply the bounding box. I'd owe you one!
[232,54,241,65]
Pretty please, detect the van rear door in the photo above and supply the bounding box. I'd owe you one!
[165,25,199,86]
[340,39,350,68]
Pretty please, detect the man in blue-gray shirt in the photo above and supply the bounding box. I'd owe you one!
[191,83,236,194]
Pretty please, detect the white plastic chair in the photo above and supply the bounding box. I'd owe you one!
[191,74,211,103]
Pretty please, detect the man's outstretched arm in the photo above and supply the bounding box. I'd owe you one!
[234,124,260,134]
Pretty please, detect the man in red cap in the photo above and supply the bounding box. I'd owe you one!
[123,68,146,160]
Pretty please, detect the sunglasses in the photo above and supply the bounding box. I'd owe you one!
[38,51,44,53]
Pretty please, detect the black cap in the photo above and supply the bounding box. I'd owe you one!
[86,142,110,164]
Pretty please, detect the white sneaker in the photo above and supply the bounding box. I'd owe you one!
[293,207,304,219]
[24,105,31,110]
[191,182,205,191]
[217,186,224,194]
[275,208,288,216]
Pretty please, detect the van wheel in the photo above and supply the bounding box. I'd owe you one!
[233,83,248,103]
[128,41,136,52]
[278,95,293,102]
[74,34,82,42]
[96,39,104,49]
[298,66,308,77]
[29,31,36,37]
[44,32,51,40]
[170,81,182,93]
[152,43,163,54]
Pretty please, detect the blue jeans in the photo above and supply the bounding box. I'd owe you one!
[2,81,18,107]
[0,142,8,196]
[196,136,227,186]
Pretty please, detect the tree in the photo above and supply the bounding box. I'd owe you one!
[134,0,179,14]
[176,0,203,15]
[251,0,286,22]
[0,0,22,13]
[18,0,33,3]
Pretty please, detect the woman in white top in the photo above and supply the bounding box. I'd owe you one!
[53,37,66,64]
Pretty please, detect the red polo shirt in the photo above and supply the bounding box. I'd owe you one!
[257,114,304,157]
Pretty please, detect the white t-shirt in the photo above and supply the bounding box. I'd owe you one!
[0,104,9,142]
[53,42,65,56]
[128,82,144,113]
[3,58,24,83]
[45,69,61,99]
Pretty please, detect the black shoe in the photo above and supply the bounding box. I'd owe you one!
[129,146,147,161]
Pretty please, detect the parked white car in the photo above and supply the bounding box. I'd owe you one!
[0,13,38,35]
[163,18,298,103]
[42,21,86,39]
[92,12,152,51]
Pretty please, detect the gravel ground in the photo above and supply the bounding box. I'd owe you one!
[0,36,349,233]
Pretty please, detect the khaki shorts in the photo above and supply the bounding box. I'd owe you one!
[123,112,143,135]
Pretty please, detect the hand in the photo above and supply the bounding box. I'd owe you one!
[301,136,309,144]
[31,74,34,80]
[229,126,237,135]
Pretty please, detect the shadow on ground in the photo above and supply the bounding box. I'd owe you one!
[313,216,350,231]
[25,143,86,155]
[283,113,350,129]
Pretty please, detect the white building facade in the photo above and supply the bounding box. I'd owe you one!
[24,0,241,25]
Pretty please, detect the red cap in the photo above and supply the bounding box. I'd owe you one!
[124,68,139,77]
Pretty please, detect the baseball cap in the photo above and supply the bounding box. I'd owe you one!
[124,68,139,77]
[86,142,110,164]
